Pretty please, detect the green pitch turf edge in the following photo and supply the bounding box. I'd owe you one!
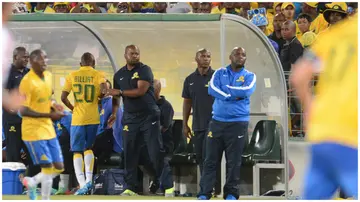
[3,195,283,200]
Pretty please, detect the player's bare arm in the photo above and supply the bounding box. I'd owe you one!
[108,95,120,127]
[289,57,315,129]
[61,91,74,111]
[20,106,64,121]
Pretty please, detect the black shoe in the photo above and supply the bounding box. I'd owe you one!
[149,181,160,194]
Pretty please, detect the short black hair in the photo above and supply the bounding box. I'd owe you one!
[13,47,26,57]
[81,52,95,67]
[30,49,44,62]
[297,13,313,23]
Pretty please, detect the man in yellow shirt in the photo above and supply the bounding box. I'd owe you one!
[19,49,65,200]
[290,15,358,199]
[61,52,106,195]
[302,2,329,34]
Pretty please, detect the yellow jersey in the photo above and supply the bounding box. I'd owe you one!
[307,16,358,148]
[63,66,106,126]
[309,14,329,34]
[19,70,56,141]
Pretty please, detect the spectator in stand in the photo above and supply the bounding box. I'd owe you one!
[273,2,283,15]
[322,2,348,30]
[281,3,302,38]
[130,2,144,13]
[302,2,329,35]
[153,2,167,13]
[258,2,274,35]
[199,2,212,14]
[250,12,279,54]
[282,2,296,21]
[268,13,286,53]
[32,2,54,13]
[280,20,303,74]
[70,3,101,13]
[53,2,70,13]
[114,2,130,13]
[297,13,315,47]
[238,2,251,18]
[190,2,200,13]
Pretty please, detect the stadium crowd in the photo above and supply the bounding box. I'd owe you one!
[3,2,358,199]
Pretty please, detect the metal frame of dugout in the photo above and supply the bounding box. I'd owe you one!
[9,13,289,199]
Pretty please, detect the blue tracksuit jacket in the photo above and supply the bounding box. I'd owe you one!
[208,65,256,122]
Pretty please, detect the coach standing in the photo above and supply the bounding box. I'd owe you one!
[3,47,29,162]
[198,47,256,200]
[182,48,214,174]
[106,45,162,196]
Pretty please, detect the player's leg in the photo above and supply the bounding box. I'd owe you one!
[70,126,87,192]
[222,121,248,200]
[22,140,54,200]
[198,120,224,200]
[331,144,358,199]
[83,124,99,189]
[56,128,72,194]
[303,143,338,199]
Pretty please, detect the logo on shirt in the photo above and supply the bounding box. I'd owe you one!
[205,82,209,87]
[131,72,139,80]
[120,77,124,80]
[9,126,16,132]
[207,131,213,138]
[190,83,194,86]
[100,109,105,116]
[236,76,245,82]
[123,125,129,132]
[40,154,48,161]
[56,123,62,131]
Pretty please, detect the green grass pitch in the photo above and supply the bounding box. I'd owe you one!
[2,195,282,200]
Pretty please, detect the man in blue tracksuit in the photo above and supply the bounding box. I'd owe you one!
[198,47,256,200]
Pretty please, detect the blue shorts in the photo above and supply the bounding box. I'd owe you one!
[303,143,358,199]
[24,138,63,165]
[70,124,98,152]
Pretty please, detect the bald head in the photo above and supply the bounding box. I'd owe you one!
[230,47,247,68]
[154,79,161,99]
[231,47,246,56]
[283,20,296,31]
[81,52,95,67]
[281,20,296,40]
[125,45,140,54]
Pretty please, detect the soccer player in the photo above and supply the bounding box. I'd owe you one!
[61,52,106,195]
[19,49,65,200]
[290,15,358,200]
[53,110,73,195]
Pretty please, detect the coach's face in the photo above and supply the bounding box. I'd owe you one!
[230,47,246,67]
[125,47,140,66]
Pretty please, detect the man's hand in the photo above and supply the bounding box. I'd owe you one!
[104,89,121,97]
[3,90,25,112]
[108,114,117,128]
[52,103,64,112]
[183,124,192,139]
[49,111,65,121]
